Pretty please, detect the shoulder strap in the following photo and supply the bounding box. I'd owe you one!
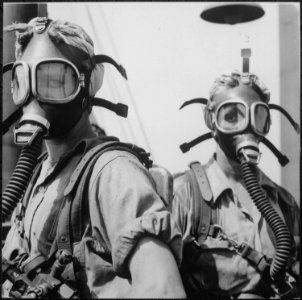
[63,141,152,197]
[187,161,218,245]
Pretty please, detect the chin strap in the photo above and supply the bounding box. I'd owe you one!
[261,137,289,167]
[179,132,290,167]
[2,108,23,136]
[179,132,213,153]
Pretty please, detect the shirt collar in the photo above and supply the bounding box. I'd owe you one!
[204,155,231,203]
[38,136,119,163]
[204,154,279,204]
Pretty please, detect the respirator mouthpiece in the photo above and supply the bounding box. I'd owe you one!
[235,135,261,165]
[14,114,50,146]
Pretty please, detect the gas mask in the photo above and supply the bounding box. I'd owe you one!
[11,58,87,142]
[207,94,270,164]
[3,17,128,145]
[179,79,299,167]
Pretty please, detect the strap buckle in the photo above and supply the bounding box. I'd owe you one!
[216,228,241,250]
[208,224,223,239]
[236,241,251,257]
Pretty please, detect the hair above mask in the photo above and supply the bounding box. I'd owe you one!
[5,17,104,97]
[204,70,271,130]
[209,70,271,103]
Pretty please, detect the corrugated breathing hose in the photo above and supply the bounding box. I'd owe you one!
[240,159,292,283]
[2,134,43,219]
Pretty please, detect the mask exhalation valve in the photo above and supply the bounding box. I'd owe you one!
[235,134,261,165]
[14,114,50,146]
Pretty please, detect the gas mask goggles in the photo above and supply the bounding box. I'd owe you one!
[11,58,85,106]
[214,98,270,137]
[10,58,89,144]
[3,54,128,144]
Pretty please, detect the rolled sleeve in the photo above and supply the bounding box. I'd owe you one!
[88,150,182,278]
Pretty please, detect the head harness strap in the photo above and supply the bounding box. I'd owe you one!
[179,98,208,110]
[95,55,127,80]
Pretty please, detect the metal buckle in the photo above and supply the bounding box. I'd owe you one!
[209,224,223,238]
[236,241,251,257]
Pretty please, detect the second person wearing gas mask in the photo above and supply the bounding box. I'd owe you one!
[171,71,300,299]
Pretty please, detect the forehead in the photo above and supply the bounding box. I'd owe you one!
[20,34,69,65]
[212,84,263,108]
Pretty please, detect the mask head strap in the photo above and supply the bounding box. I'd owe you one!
[3,62,14,73]
[179,98,208,110]
[94,54,127,79]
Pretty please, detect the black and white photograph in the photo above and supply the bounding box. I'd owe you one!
[2,2,300,299]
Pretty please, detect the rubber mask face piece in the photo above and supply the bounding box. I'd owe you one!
[13,32,87,143]
[211,84,269,164]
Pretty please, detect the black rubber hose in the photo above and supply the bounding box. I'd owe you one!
[2,134,42,219]
[240,159,292,282]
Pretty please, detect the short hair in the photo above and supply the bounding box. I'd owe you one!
[209,70,271,103]
[5,17,103,97]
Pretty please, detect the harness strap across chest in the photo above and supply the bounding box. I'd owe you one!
[186,161,217,244]
[184,161,271,274]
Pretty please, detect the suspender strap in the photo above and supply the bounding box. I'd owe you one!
[69,149,105,245]
[55,194,73,254]
[236,242,271,273]
[187,161,215,244]
[189,161,212,202]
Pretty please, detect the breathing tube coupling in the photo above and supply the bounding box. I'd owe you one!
[2,132,43,220]
[239,155,292,288]
[235,134,261,165]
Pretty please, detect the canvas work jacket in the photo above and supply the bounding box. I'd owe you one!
[2,137,182,298]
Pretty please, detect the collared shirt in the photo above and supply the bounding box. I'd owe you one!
[172,155,299,296]
[2,138,182,298]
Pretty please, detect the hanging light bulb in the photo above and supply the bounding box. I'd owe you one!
[200,3,265,25]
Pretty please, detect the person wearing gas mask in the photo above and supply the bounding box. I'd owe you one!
[171,71,300,299]
[2,17,186,298]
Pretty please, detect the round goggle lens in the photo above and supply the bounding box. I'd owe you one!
[217,103,247,132]
[36,62,78,101]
